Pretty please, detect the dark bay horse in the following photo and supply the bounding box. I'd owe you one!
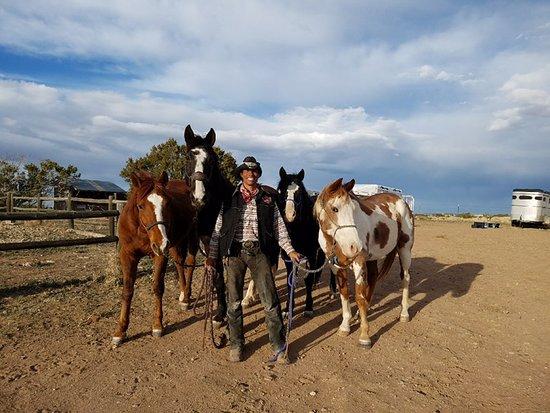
[112,171,196,346]
[314,178,415,348]
[277,167,334,317]
[182,125,234,317]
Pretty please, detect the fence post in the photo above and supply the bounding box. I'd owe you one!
[108,195,115,237]
[36,195,42,224]
[67,193,74,229]
[7,192,13,213]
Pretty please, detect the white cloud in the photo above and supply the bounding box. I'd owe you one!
[489,66,550,131]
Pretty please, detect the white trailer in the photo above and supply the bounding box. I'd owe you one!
[510,188,549,227]
[353,184,415,212]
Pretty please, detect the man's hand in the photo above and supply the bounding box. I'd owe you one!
[205,257,216,271]
[288,251,302,263]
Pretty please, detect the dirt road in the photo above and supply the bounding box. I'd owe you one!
[1,220,548,411]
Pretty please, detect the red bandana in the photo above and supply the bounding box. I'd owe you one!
[240,185,259,204]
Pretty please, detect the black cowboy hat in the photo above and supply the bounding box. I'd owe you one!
[236,156,262,176]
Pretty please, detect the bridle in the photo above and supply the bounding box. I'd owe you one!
[319,198,359,269]
[143,220,167,232]
[186,149,214,187]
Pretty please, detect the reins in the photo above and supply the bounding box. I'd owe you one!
[192,265,225,349]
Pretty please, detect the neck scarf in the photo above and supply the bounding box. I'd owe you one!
[240,184,259,204]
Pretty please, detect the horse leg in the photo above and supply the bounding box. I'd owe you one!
[336,268,352,336]
[329,269,338,299]
[180,241,198,310]
[112,251,139,347]
[303,273,315,318]
[355,260,378,348]
[398,247,412,322]
[152,254,168,337]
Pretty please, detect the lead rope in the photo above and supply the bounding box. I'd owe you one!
[191,265,225,349]
[284,261,298,359]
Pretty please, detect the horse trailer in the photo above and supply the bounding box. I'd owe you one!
[353,184,415,212]
[510,188,549,227]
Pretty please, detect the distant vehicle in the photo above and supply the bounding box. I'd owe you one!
[510,188,549,227]
[353,184,415,212]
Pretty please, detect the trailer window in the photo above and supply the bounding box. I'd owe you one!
[512,195,516,199]
[519,195,532,200]
[535,196,542,200]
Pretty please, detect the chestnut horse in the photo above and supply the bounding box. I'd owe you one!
[314,178,414,348]
[112,171,195,346]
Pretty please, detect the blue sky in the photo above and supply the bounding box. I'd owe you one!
[0,1,549,213]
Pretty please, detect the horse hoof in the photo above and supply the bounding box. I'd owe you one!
[359,339,372,349]
[152,329,163,338]
[304,310,314,318]
[111,336,124,347]
[179,301,190,310]
[337,328,350,337]
[400,314,410,322]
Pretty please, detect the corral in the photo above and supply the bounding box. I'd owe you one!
[0,218,548,411]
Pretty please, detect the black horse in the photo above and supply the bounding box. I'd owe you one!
[182,125,233,320]
[278,167,336,317]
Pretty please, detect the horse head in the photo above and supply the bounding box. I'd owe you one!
[130,171,172,257]
[184,124,218,209]
[314,178,362,259]
[278,167,306,223]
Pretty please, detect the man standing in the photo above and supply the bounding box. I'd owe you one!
[205,156,300,363]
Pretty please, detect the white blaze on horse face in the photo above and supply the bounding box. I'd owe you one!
[331,196,362,258]
[285,182,299,222]
[192,148,207,203]
[147,192,169,254]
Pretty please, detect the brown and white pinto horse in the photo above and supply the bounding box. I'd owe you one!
[112,171,196,346]
[314,178,414,348]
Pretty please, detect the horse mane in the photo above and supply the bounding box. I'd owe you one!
[128,172,169,205]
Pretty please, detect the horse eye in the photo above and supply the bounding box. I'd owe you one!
[332,207,339,213]
[137,204,143,210]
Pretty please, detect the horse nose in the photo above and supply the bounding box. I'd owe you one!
[350,244,358,255]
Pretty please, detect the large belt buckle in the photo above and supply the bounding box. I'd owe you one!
[242,240,257,255]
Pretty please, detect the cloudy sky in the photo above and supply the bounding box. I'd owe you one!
[0,1,549,213]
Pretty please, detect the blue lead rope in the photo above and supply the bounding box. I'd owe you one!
[284,257,309,358]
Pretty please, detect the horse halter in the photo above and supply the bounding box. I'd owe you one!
[144,220,167,232]
[319,200,359,268]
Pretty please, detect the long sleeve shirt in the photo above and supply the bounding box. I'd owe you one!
[208,192,295,261]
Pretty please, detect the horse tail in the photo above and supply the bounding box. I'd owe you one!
[377,247,398,281]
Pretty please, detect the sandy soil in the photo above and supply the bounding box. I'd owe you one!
[0,220,549,412]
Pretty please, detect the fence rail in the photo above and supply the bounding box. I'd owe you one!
[0,210,118,221]
[0,193,122,252]
[0,236,119,252]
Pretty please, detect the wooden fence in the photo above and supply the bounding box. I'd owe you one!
[0,193,126,252]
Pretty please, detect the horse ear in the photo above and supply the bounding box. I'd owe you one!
[204,128,216,147]
[159,171,169,186]
[326,178,343,193]
[343,179,355,192]
[130,172,141,188]
[184,125,196,147]
[279,167,287,180]
[297,169,305,181]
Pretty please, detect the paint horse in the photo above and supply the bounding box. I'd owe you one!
[182,125,234,317]
[314,178,414,348]
[277,167,330,317]
[112,171,196,346]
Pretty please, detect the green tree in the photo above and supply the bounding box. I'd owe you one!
[21,160,80,196]
[120,138,238,186]
[0,158,25,195]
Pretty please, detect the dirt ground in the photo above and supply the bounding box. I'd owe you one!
[1,219,549,412]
